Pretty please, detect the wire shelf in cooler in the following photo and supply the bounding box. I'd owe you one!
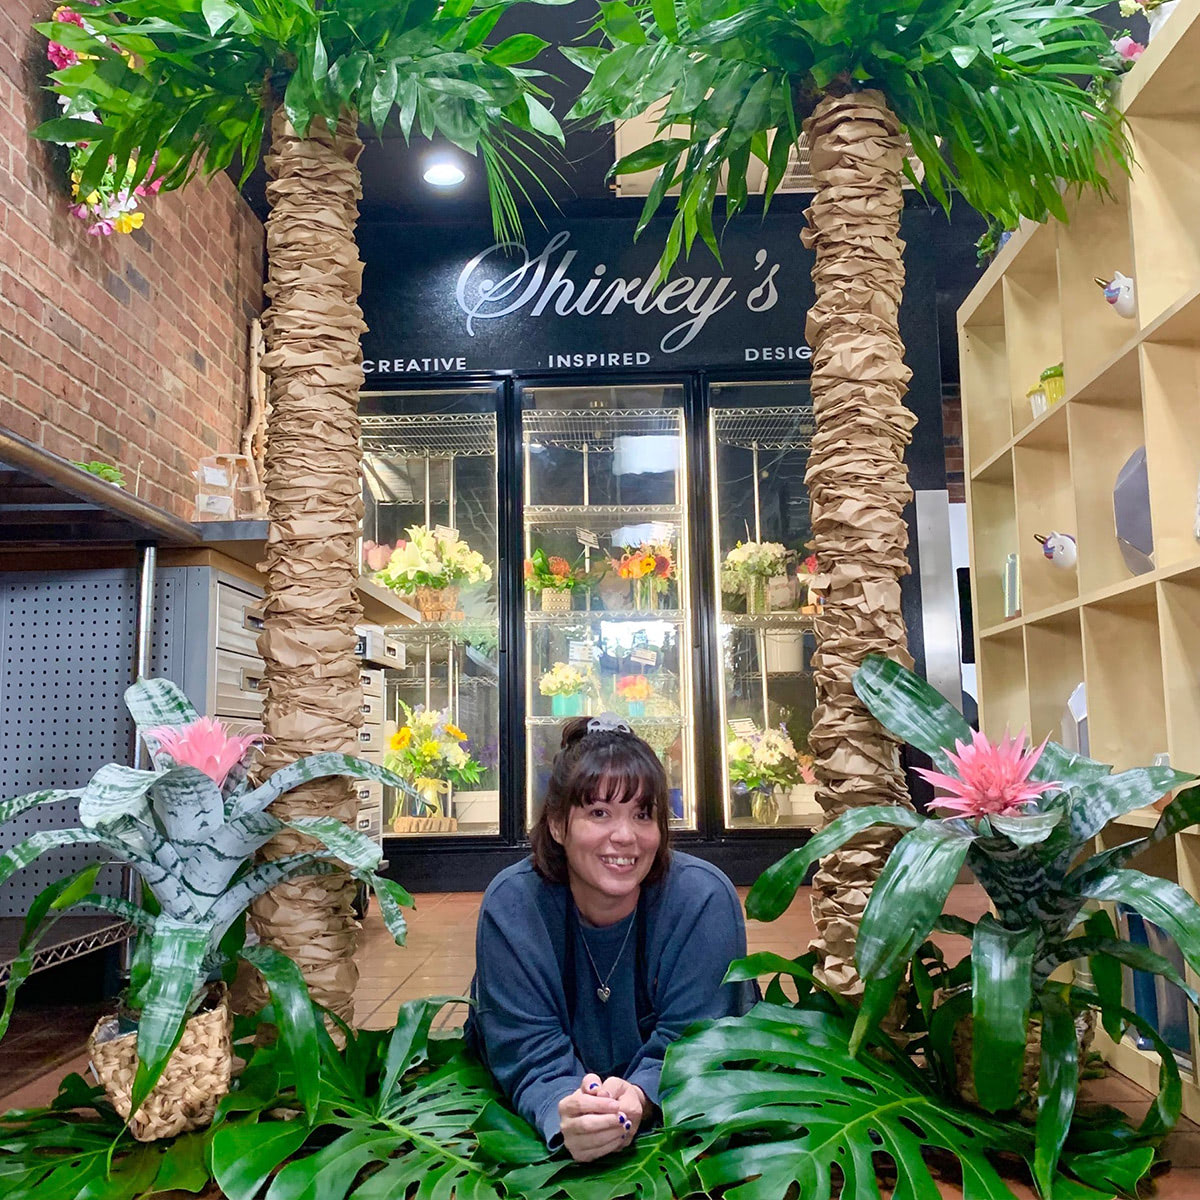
[720,611,817,630]
[525,608,686,624]
[526,715,683,728]
[361,412,497,458]
[524,504,683,527]
[711,406,815,450]
[522,408,683,452]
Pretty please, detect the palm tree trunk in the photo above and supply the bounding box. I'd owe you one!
[801,90,917,996]
[251,107,367,1020]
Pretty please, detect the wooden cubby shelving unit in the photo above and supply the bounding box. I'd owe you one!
[958,0,1200,1117]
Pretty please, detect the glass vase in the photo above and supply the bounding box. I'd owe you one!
[750,785,781,826]
[633,578,657,612]
[746,576,769,615]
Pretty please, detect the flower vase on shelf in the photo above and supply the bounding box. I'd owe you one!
[633,578,658,611]
[414,776,452,818]
[415,585,459,622]
[626,700,646,718]
[552,693,584,718]
[1148,0,1178,39]
[751,785,781,826]
[746,576,769,615]
[541,588,572,613]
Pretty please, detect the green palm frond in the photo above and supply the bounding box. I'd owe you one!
[34,0,568,239]
[570,0,1128,277]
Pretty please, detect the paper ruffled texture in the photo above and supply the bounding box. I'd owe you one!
[799,91,918,997]
[251,109,369,1019]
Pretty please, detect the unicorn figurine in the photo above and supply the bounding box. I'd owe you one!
[1095,271,1136,319]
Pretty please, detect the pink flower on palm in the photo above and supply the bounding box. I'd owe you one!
[146,717,261,787]
[915,729,1058,818]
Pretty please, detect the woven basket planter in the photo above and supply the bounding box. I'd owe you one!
[392,815,459,833]
[540,588,572,612]
[415,585,460,622]
[90,988,232,1141]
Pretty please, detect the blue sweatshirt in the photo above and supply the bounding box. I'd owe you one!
[467,851,755,1147]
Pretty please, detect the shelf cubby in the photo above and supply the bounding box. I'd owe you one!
[1057,180,1135,384]
[1141,341,1200,570]
[967,452,1018,631]
[977,627,1029,738]
[1158,570,1200,775]
[1013,408,1077,617]
[960,316,1011,465]
[1067,385,1149,595]
[1023,611,1084,745]
[1129,115,1200,325]
[1002,230,1064,437]
[1082,590,1167,771]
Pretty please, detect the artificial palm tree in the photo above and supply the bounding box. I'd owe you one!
[36,0,564,1019]
[570,0,1127,993]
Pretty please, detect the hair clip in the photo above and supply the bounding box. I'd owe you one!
[587,712,632,735]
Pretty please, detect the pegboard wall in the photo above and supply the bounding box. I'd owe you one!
[0,568,185,915]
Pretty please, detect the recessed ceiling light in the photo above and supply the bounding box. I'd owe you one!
[423,158,466,187]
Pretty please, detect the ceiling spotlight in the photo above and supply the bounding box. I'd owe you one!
[423,158,466,187]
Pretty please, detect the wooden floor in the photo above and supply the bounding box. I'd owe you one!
[4,884,1198,1197]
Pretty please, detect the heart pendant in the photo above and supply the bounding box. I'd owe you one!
[596,984,611,1003]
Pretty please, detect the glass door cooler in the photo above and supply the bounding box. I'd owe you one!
[708,382,821,830]
[360,389,502,837]
[520,385,697,830]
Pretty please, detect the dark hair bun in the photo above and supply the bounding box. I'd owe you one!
[560,716,592,749]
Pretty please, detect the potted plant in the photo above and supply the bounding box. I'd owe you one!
[538,662,590,718]
[373,525,492,622]
[747,654,1200,1192]
[524,548,583,612]
[0,678,416,1141]
[727,725,814,826]
[383,703,482,833]
[72,460,126,487]
[720,541,790,615]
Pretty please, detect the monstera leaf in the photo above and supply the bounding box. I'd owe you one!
[660,1002,1099,1200]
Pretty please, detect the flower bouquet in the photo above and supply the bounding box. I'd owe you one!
[538,661,590,718]
[721,540,790,614]
[727,725,815,824]
[524,548,583,612]
[616,673,652,717]
[373,525,492,621]
[384,704,482,830]
[608,541,676,611]
[0,679,415,1140]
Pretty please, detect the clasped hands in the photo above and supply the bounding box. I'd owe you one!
[557,1073,650,1162]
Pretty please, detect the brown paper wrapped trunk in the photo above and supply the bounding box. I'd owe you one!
[801,91,917,997]
[250,107,368,1020]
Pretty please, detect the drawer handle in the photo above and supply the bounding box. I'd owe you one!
[240,668,265,694]
[243,607,265,632]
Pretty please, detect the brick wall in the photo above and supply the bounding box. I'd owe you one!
[0,1,264,518]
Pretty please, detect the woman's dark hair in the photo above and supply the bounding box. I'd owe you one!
[529,717,671,886]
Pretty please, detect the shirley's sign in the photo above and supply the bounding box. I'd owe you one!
[358,215,819,376]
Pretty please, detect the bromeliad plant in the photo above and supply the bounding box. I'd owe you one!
[0,678,417,1122]
[748,655,1200,1193]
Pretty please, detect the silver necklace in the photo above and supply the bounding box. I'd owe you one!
[579,913,635,1003]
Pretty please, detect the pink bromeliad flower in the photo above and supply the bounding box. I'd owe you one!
[146,717,261,787]
[915,729,1058,818]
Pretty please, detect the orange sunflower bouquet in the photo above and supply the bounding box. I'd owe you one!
[608,541,676,610]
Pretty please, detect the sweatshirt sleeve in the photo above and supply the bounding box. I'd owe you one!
[624,866,750,1110]
[473,877,586,1148]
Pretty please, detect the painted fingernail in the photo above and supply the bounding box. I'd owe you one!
[587,1082,598,1090]
[618,1112,627,1124]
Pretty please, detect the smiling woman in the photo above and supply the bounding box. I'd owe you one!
[466,715,756,1163]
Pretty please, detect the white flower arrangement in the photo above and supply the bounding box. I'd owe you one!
[727,725,815,791]
[720,540,790,595]
[538,662,589,697]
[374,525,492,593]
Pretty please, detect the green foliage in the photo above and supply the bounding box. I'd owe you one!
[0,677,417,1117]
[72,460,126,486]
[746,654,1200,1189]
[33,0,569,241]
[568,0,1127,279]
